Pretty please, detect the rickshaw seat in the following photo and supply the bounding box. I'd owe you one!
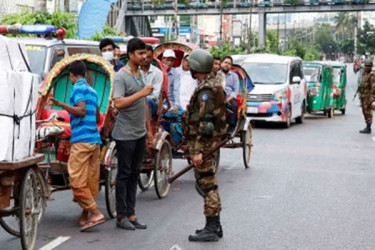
[41,109,106,138]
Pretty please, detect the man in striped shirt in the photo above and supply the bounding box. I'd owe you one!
[49,60,105,231]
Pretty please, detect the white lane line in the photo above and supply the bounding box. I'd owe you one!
[39,236,70,250]
[170,244,182,250]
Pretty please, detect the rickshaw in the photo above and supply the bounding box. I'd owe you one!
[34,53,118,218]
[303,61,335,118]
[153,42,254,190]
[326,61,347,115]
[118,52,173,199]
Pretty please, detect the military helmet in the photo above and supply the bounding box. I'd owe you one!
[364,58,373,66]
[187,49,213,74]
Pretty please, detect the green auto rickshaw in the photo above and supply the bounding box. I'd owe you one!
[303,61,335,118]
[326,61,347,115]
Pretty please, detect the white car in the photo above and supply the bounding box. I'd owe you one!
[239,54,307,128]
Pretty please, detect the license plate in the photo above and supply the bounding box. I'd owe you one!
[247,107,258,113]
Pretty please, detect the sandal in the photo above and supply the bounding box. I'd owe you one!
[78,211,89,227]
[80,216,105,232]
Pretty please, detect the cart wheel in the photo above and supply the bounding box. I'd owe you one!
[0,183,20,237]
[105,148,117,218]
[341,108,346,115]
[138,171,154,191]
[328,108,334,118]
[154,140,173,199]
[242,123,253,169]
[20,168,40,250]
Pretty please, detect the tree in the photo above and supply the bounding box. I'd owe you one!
[335,13,355,42]
[314,24,338,57]
[210,43,244,58]
[357,21,375,55]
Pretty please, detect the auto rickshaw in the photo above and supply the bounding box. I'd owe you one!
[326,61,347,115]
[303,61,335,118]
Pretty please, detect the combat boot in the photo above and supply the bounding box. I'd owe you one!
[189,216,220,242]
[359,123,372,134]
[195,215,223,238]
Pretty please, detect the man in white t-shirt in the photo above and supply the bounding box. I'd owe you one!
[177,54,197,110]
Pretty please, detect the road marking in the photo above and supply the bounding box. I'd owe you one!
[170,244,182,250]
[39,236,70,250]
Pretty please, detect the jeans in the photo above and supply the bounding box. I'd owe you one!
[147,97,158,118]
[115,136,146,220]
[227,99,238,128]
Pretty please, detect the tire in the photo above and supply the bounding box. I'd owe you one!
[154,140,173,199]
[341,108,346,115]
[105,148,117,218]
[242,123,253,169]
[138,171,154,191]
[283,104,292,128]
[0,183,21,237]
[295,102,305,124]
[328,108,334,118]
[20,168,39,250]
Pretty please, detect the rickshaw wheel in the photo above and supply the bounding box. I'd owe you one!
[20,168,39,250]
[138,171,154,191]
[154,140,173,199]
[0,183,21,237]
[341,108,346,115]
[242,123,253,169]
[105,148,118,218]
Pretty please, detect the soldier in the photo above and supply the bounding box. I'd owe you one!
[184,49,227,242]
[359,59,375,134]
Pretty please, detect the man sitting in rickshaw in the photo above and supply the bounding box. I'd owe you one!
[177,54,197,110]
[141,45,163,118]
[162,49,181,110]
[221,56,240,133]
[212,56,226,87]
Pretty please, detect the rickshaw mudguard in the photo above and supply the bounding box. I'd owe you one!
[154,131,171,151]
[103,140,116,168]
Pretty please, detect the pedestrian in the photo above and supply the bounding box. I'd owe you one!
[177,54,197,110]
[48,60,105,231]
[112,38,154,230]
[184,49,227,242]
[140,45,163,118]
[211,56,226,88]
[99,38,124,72]
[359,59,375,134]
[162,49,181,111]
[221,56,240,133]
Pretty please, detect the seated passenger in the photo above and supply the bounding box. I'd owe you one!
[141,45,163,118]
[212,56,226,87]
[162,49,181,111]
[99,38,124,72]
[221,56,239,132]
[177,54,197,110]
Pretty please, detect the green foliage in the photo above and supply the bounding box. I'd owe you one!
[210,43,245,58]
[286,39,305,58]
[283,0,300,5]
[303,48,320,61]
[314,24,337,55]
[91,25,119,41]
[0,10,77,38]
[266,30,280,54]
[357,21,375,55]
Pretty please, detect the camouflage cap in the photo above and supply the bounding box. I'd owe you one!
[364,59,373,66]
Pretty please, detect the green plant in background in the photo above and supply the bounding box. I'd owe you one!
[0,10,77,38]
[210,43,244,58]
[91,24,120,41]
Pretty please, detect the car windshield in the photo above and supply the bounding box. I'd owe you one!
[242,62,287,84]
[332,68,342,84]
[303,66,320,82]
[25,45,47,76]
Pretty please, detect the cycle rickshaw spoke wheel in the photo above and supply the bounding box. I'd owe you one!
[20,168,39,250]
[138,171,154,191]
[154,140,172,199]
[242,123,253,169]
[105,148,117,218]
[0,183,20,237]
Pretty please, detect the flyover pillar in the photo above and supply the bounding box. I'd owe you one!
[258,11,266,48]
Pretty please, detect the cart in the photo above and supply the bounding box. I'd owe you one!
[35,53,118,218]
[0,154,46,250]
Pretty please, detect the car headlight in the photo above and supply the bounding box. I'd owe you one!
[274,90,287,102]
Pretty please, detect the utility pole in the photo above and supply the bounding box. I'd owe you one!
[277,14,280,51]
[354,12,358,56]
[249,0,253,52]
[219,1,223,47]
[284,13,287,50]
[64,0,69,12]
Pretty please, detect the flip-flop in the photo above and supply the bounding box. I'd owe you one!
[78,212,88,227]
[80,217,105,232]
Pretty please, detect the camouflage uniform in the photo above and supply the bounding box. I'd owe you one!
[359,71,375,124]
[184,74,227,217]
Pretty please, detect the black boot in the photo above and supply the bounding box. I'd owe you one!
[360,123,372,134]
[189,216,220,242]
[195,215,223,238]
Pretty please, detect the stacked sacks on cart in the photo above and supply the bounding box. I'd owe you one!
[0,35,39,162]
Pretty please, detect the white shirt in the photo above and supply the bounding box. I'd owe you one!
[143,64,163,100]
[178,68,197,110]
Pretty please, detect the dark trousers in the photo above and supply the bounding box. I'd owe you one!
[227,99,238,128]
[115,136,146,220]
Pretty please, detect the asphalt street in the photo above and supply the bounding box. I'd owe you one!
[2,64,375,250]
